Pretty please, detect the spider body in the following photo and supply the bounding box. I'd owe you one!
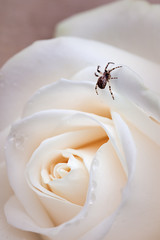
[95,62,122,100]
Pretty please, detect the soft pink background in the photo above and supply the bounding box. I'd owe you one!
[0,0,158,67]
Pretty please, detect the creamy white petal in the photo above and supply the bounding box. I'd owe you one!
[1,37,160,130]
[5,196,49,236]
[103,65,160,122]
[55,0,160,63]
[104,124,160,240]
[22,79,111,119]
[71,70,160,145]
[23,78,160,145]
[0,163,41,240]
[0,37,95,130]
[48,165,88,206]
[71,112,136,240]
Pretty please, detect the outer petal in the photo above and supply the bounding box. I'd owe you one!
[0,162,41,240]
[104,124,160,240]
[1,37,160,130]
[55,0,160,63]
[23,79,160,145]
[22,79,111,119]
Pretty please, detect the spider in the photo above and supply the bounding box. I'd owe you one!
[95,62,122,100]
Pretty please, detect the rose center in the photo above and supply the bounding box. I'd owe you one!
[37,152,89,205]
[40,154,82,184]
[53,163,71,179]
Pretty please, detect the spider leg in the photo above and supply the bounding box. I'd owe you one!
[95,84,99,95]
[105,62,114,72]
[109,65,122,73]
[108,81,115,100]
[97,65,103,74]
[95,72,99,77]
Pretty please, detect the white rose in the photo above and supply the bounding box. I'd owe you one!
[0,1,160,240]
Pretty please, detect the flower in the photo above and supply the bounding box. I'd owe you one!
[0,1,160,240]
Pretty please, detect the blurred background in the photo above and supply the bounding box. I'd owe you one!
[0,0,158,67]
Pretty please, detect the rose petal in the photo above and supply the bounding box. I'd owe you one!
[0,163,41,240]
[5,196,47,236]
[78,112,136,240]
[23,78,160,145]
[1,37,160,130]
[98,65,160,122]
[102,124,160,240]
[111,65,160,121]
[55,0,160,63]
[48,157,89,206]
[71,70,160,145]
[22,78,111,119]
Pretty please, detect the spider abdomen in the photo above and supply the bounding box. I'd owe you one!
[97,76,107,89]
